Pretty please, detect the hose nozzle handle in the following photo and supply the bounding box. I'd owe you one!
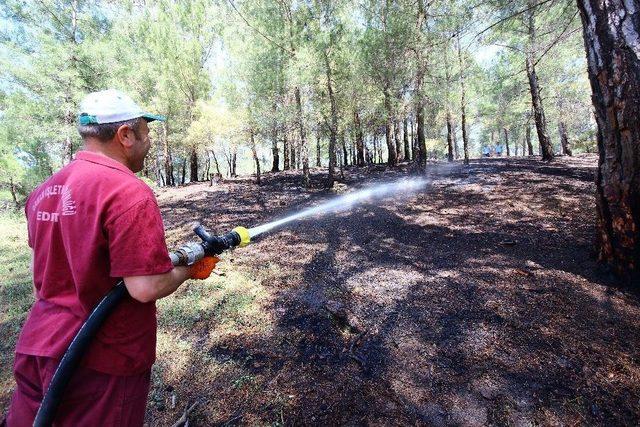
[192,223,247,255]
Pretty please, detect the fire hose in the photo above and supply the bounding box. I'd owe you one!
[32,223,251,427]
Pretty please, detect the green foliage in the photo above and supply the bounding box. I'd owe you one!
[0,0,596,189]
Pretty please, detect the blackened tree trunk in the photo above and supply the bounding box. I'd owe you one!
[316,131,321,167]
[526,123,534,155]
[189,149,198,182]
[231,151,237,177]
[446,112,454,162]
[578,0,640,282]
[558,121,572,156]
[324,50,338,185]
[526,7,554,161]
[271,121,280,172]
[403,118,410,161]
[283,132,290,170]
[416,106,426,165]
[181,158,187,185]
[162,122,174,186]
[457,32,470,165]
[290,137,297,170]
[394,120,402,161]
[294,87,310,187]
[383,88,397,166]
[341,133,348,167]
[354,111,365,166]
[503,127,510,156]
[250,130,261,185]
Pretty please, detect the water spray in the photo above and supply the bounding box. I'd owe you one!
[248,177,427,238]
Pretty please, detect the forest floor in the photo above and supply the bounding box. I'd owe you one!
[148,154,640,426]
[2,154,640,426]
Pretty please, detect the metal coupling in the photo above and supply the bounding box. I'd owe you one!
[169,242,205,266]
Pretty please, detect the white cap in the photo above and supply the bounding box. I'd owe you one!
[78,89,165,125]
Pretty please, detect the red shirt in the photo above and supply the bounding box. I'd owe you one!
[16,151,173,375]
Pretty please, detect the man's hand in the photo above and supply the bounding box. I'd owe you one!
[190,256,220,280]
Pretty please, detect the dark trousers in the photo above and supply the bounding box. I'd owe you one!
[3,353,150,427]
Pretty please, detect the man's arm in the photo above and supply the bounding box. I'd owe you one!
[123,266,191,303]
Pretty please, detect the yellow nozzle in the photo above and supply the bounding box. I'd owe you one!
[233,226,251,247]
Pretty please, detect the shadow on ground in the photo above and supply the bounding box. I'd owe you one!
[149,155,640,426]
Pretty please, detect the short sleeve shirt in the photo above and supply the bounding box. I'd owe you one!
[16,151,173,375]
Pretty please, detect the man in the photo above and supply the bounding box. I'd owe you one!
[3,89,216,426]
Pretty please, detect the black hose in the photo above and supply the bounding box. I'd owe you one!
[32,281,128,427]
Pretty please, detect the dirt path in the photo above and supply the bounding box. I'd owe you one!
[151,155,640,425]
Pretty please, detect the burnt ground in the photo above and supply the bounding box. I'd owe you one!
[149,154,640,426]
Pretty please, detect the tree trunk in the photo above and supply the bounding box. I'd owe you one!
[558,121,572,156]
[204,151,210,181]
[416,106,426,165]
[181,158,187,185]
[231,150,237,177]
[290,137,296,170]
[294,87,309,186]
[394,120,402,162]
[9,177,19,208]
[446,112,454,162]
[324,50,338,185]
[403,118,410,161]
[457,32,470,165]
[283,132,290,170]
[316,131,321,167]
[526,123,534,155]
[250,130,261,185]
[354,110,365,166]
[504,128,510,156]
[383,89,397,166]
[271,121,280,172]
[162,122,174,186]
[189,148,198,182]
[526,56,554,161]
[578,0,640,282]
[341,132,348,167]
[526,7,554,161]
[211,150,222,176]
[453,121,460,159]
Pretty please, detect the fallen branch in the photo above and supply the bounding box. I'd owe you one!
[170,401,200,427]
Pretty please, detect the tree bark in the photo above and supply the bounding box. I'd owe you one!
[354,110,365,166]
[283,132,290,170]
[250,129,261,185]
[383,88,397,166]
[290,136,296,170]
[162,122,174,186]
[271,117,280,172]
[526,122,534,155]
[394,120,402,161]
[403,118,410,161]
[416,106,426,165]
[578,0,640,282]
[189,148,198,182]
[324,50,338,185]
[558,121,572,156]
[457,32,470,165]
[446,111,454,162]
[316,131,322,167]
[526,5,554,161]
[294,87,309,187]
[503,127,510,156]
